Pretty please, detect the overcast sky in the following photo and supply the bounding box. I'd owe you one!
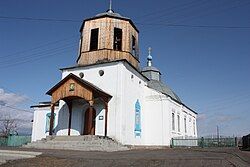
[0,0,249,136]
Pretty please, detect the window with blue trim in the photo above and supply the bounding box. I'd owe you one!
[45,113,56,132]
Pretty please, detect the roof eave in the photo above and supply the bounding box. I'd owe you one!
[79,15,139,33]
[46,73,112,99]
[60,59,150,82]
[165,94,197,115]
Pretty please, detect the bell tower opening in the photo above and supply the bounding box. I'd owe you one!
[90,28,99,51]
[114,28,122,51]
[132,35,136,56]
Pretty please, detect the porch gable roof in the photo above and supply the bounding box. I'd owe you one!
[46,73,112,103]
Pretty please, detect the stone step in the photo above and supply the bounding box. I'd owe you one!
[24,144,127,152]
[0,160,6,165]
[27,143,123,149]
[23,135,128,152]
[44,135,109,140]
[26,143,122,148]
[26,143,125,148]
[28,139,123,146]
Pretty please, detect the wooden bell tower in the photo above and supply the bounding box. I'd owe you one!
[77,9,140,69]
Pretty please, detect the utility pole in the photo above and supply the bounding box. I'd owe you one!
[217,125,220,146]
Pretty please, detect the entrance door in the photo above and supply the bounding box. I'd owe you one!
[83,107,96,135]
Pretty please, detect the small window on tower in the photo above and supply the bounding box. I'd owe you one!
[90,28,99,51]
[114,28,122,51]
[132,35,136,56]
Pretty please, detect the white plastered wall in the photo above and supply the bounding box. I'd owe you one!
[32,61,197,145]
[62,61,149,144]
[31,106,59,142]
[62,62,125,142]
[168,99,197,139]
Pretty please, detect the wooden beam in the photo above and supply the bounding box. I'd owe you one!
[49,104,55,136]
[104,102,108,137]
[99,98,108,137]
[67,101,72,136]
[89,106,94,135]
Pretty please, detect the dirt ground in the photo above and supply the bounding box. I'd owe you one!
[0,147,250,167]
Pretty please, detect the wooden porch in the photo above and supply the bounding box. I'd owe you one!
[46,73,112,137]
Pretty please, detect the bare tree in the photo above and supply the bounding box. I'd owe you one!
[0,117,18,137]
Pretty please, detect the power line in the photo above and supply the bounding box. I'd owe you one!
[139,0,250,32]
[0,42,76,64]
[0,14,249,30]
[168,0,250,24]
[148,0,228,23]
[0,35,78,59]
[0,46,76,69]
[199,92,250,109]
[135,0,203,22]
[197,98,250,114]
[0,86,37,104]
[136,22,250,29]
[0,105,33,113]
[0,16,80,23]
[1,15,250,29]
[0,45,76,66]
[142,0,210,23]
[0,35,78,68]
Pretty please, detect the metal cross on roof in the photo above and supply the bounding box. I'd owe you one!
[148,47,152,57]
[108,0,113,13]
[147,47,153,67]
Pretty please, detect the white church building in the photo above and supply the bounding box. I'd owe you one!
[31,8,197,146]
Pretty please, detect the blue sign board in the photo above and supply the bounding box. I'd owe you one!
[134,99,141,137]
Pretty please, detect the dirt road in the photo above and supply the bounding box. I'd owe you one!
[0,147,249,167]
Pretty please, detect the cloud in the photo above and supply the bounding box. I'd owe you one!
[197,112,243,137]
[0,88,28,106]
[216,115,240,123]
[197,113,207,121]
[0,88,33,134]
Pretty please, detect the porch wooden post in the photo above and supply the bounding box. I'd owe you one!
[104,102,108,137]
[89,100,95,135]
[89,106,94,135]
[67,101,72,136]
[49,104,55,136]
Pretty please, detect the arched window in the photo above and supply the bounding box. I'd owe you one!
[172,113,175,131]
[193,121,196,135]
[177,115,180,132]
[184,117,187,133]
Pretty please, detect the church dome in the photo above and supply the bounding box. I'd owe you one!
[84,9,132,23]
[147,80,182,103]
[141,47,182,103]
[142,66,160,73]
[95,10,130,20]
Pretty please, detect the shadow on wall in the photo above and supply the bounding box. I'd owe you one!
[55,103,69,135]
[48,98,105,136]
[93,100,105,135]
[55,99,89,135]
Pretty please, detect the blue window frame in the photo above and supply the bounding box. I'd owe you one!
[45,113,56,132]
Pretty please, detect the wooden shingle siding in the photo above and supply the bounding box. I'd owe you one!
[78,49,139,69]
[51,78,93,104]
[78,17,139,69]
